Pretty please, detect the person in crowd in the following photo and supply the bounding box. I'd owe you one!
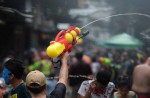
[78,70,115,98]
[26,52,70,98]
[113,76,137,98]
[27,48,41,72]
[125,54,139,89]
[69,52,92,98]
[91,56,101,78]
[39,51,52,77]
[46,74,57,94]
[26,70,47,98]
[2,59,31,98]
[132,57,150,98]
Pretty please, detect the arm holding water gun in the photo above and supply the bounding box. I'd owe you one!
[46,26,89,58]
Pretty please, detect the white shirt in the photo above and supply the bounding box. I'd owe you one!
[91,62,101,76]
[78,80,115,98]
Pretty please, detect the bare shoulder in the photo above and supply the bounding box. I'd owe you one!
[134,64,150,75]
[134,64,143,70]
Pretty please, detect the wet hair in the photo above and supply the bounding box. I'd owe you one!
[3,59,25,79]
[96,70,111,86]
[26,84,46,94]
[117,76,130,89]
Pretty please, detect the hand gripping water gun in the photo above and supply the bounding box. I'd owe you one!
[46,26,89,58]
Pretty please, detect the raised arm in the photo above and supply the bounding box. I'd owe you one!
[58,52,70,86]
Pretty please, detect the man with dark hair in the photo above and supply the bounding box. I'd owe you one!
[2,59,31,98]
[26,52,70,98]
[75,52,83,60]
[69,52,92,98]
[78,70,115,98]
[69,52,92,86]
[113,76,137,98]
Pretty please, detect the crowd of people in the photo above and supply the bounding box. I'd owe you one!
[0,45,150,98]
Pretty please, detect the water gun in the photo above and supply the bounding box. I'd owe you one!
[46,26,89,58]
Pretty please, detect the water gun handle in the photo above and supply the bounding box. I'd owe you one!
[55,30,66,42]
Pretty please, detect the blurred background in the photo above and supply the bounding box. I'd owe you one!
[0,0,150,97]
